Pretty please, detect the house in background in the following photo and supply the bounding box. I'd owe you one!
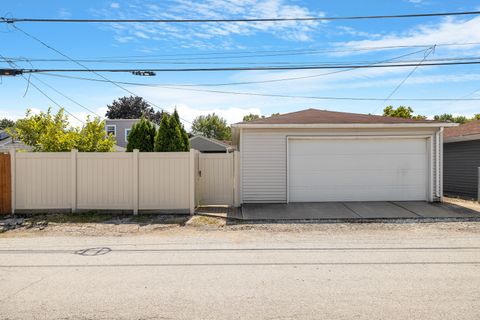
[232,108,454,204]
[443,120,480,200]
[189,135,234,153]
[105,119,140,149]
[0,131,32,152]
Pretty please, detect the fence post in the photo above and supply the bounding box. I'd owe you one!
[71,149,77,213]
[189,149,195,215]
[9,149,15,215]
[133,149,139,215]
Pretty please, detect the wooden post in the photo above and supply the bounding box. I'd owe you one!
[0,152,12,214]
[9,149,15,215]
[133,149,139,215]
[71,149,77,213]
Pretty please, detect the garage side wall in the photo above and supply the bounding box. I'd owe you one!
[240,128,440,203]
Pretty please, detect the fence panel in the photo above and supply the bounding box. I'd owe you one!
[76,153,133,210]
[0,153,11,214]
[198,153,234,205]
[15,153,71,210]
[138,153,190,210]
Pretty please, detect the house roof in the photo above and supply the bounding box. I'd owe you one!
[234,108,441,126]
[443,120,480,142]
[190,135,233,152]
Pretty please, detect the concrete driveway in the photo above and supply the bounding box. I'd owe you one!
[241,201,480,220]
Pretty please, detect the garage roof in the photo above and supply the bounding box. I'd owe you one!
[444,120,480,142]
[235,108,439,125]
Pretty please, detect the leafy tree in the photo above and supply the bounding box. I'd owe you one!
[126,118,156,152]
[243,114,265,122]
[242,113,280,122]
[434,114,470,124]
[105,96,164,124]
[76,117,115,152]
[154,111,189,152]
[383,106,426,119]
[0,118,15,130]
[191,113,231,140]
[172,109,190,150]
[473,114,480,121]
[11,108,114,152]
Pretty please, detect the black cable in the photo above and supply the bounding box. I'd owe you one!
[35,73,480,102]
[0,53,84,123]
[12,24,192,125]
[38,48,431,87]
[16,60,480,73]
[2,10,480,23]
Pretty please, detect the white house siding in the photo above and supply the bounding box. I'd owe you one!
[240,127,441,203]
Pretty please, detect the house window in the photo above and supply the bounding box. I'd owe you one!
[125,128,131,142]
[106,125,116,137]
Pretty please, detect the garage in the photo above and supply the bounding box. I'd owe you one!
[288,137,428,202]
[232,108,454,204]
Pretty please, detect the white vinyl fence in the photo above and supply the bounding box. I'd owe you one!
[10,149,199,214]
[198,153,237,206]
[9,149,239,214]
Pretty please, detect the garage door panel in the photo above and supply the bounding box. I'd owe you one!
[291,155,426,171]
[288,138,427,202]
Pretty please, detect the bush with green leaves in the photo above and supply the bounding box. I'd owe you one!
[126,118,156,152]
[154,110,189,152]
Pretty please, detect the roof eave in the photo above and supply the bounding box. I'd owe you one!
[232,122,457,129]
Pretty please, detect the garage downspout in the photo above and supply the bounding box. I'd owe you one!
[435,129,442,200]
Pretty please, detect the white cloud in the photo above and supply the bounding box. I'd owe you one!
[337,16,480,55]
[110,2,120,9]
[100,0,324,46]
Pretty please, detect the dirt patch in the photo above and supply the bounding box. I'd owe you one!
[444,197,480,212]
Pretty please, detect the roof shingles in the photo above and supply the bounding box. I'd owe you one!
[444,120,480,138]
[235,108,439,125]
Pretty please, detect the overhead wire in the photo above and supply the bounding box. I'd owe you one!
[2,10,480,23]
[11,24,193,125]
[0,53,85,123]
[34,73,480,102]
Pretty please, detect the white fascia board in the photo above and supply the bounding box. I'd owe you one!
[232,123,458,129]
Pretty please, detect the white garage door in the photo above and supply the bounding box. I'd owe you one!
[288,138,428,202]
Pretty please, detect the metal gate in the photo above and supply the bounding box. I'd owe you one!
[198,153,235,205]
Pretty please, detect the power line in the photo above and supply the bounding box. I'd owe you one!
[39,48,431,87]
[2,10,480,23]
[13,60,480,73]
[34,73,480,102]
[12,24,192,125]
[0,53,84,123]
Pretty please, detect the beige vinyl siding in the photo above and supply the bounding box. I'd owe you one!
[241,127,441,203]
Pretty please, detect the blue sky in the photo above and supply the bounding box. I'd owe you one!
[1,0,480,128]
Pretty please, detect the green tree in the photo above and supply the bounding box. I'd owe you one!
[242,113,280,122]
[172,109,190,150]
[154,111,189,152]
[11,108,114,152]
[383,106,426,119]
[191,113,231,140]
[76,117,115,152]
[473,114,480,121]
[243,114,264,122]
[434,113,470,124]
[105,96,164,124]
[0,118,15,130]
[126,118,156,152]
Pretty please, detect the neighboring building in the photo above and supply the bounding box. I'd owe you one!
[190,135,233,153]
[231,108,454,204]
[0,131,32,152]
[104,119,140,148]
[443,120,480,200]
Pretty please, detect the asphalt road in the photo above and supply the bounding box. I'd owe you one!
[1,224,480,320]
